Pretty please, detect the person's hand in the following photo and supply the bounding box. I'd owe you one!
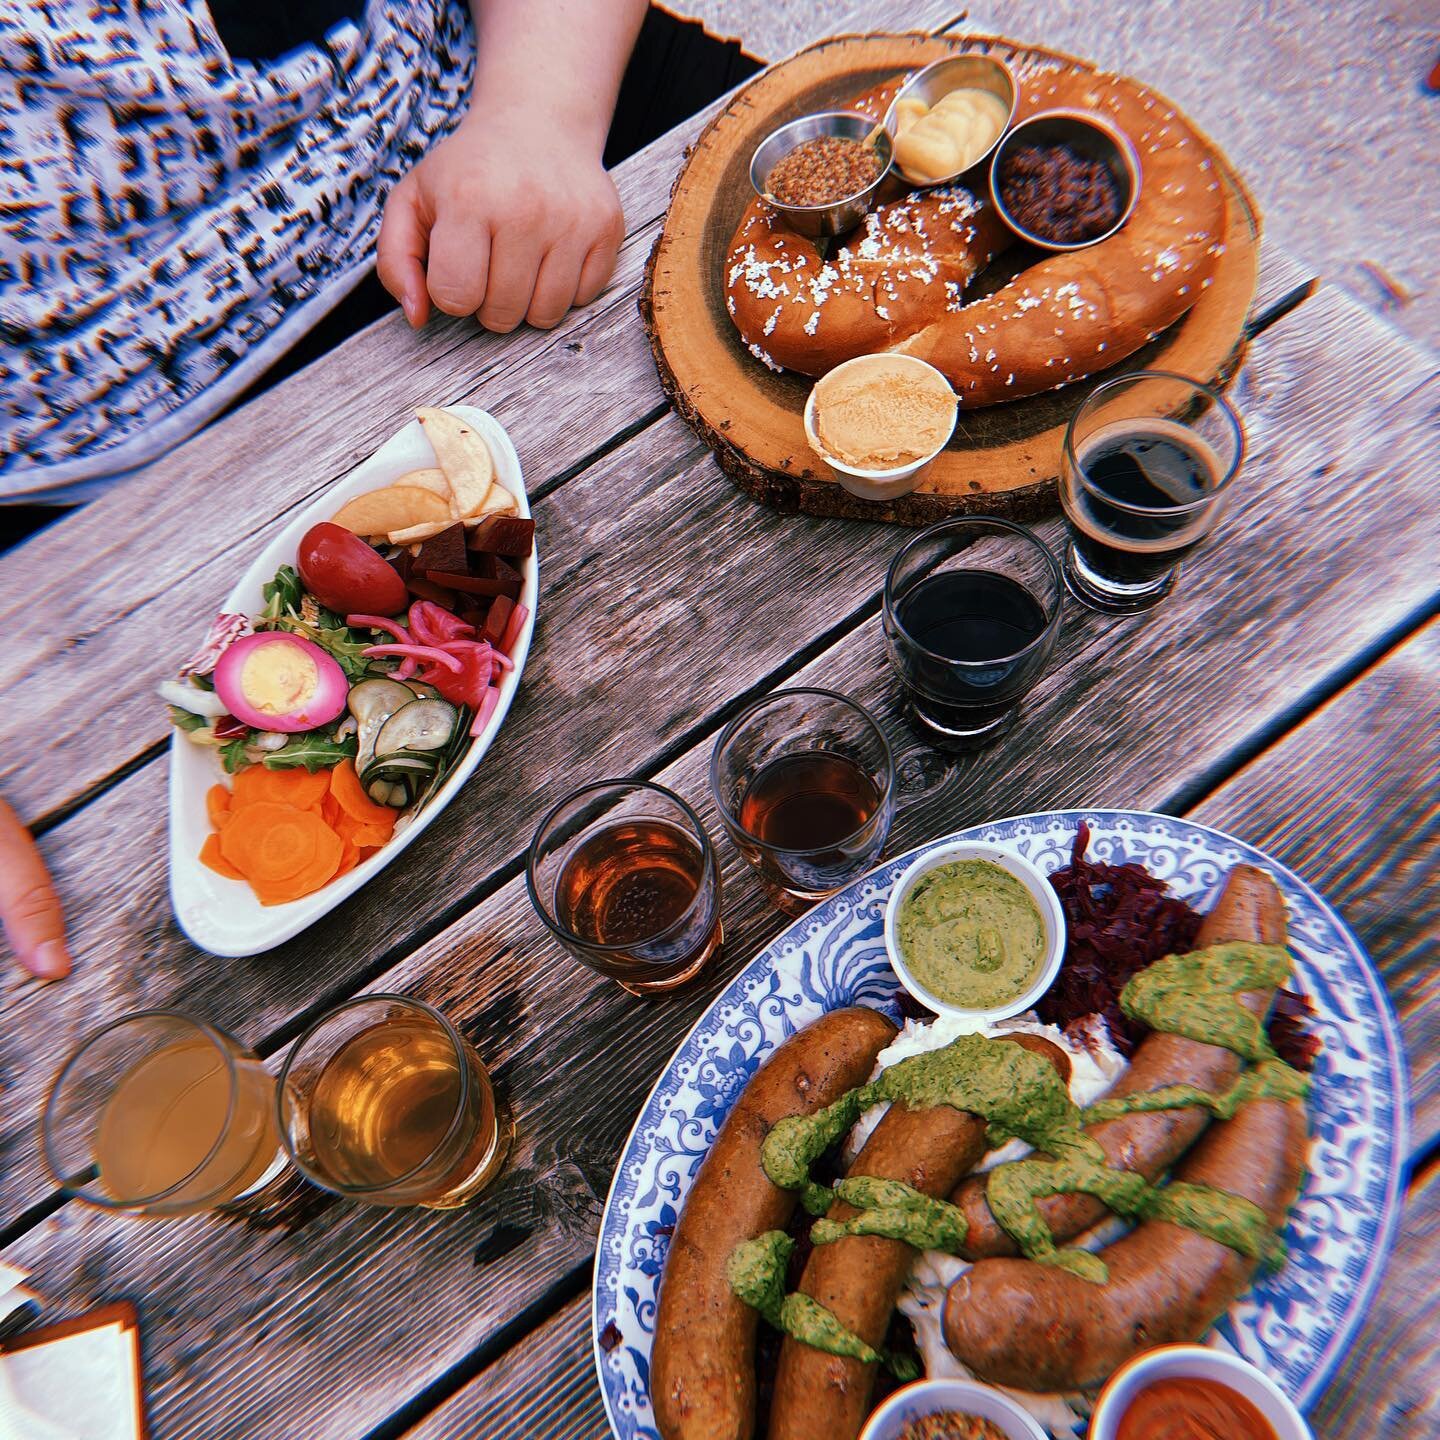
[377,103,625,334]
[0,796,70,981]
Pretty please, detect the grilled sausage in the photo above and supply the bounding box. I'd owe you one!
[652,1006,897,1440]
[942,1092,1307,1390]
[767,1034,1070,1440]
[950,864,1287,1258]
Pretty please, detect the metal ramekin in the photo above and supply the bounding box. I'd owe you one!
[749,110,892,238]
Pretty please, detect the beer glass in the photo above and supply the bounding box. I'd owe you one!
[43,1011,283,1217]
[527,781,723,994]
[277,994,507,1209]
[884,518,1062,749]
[1060,370,1244,612]
[710,689,895,915]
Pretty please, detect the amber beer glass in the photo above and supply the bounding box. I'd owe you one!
[710,689,895,915]
[527,780,723,993]
[277,995,507,1209]
[43,1011,283,1217]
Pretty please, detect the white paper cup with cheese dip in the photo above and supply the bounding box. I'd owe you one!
[805,354,958,502]
[883,840,1065,1021]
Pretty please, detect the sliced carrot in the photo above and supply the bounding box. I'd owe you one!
[232,765,332,809]
[329,758,397,825]
[200,832,245,881]
[206,784,232,829]
[347,822,393,848]
[219,801,342,887]
[333,837,361,877]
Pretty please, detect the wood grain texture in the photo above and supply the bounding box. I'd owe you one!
[1193,619,1440,1150]
[0,19,1309,835]
[2,310,1435,1440]
[408,1163,1440,1440]
[405,623,1440,1440]
[0,270,1426,1217]
[642,31,1260,523]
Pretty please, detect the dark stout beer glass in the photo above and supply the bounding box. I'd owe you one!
[1060,371,1244,613]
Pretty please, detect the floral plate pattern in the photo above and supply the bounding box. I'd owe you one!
[592,810,1408,1438]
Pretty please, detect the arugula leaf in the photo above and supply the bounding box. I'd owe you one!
[265,614,374,681]
[220,735,252,773]
[168,705,209,734]
[261,732,358,772]
[261,565,304,621]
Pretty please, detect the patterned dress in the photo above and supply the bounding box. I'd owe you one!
[0,0,474,501]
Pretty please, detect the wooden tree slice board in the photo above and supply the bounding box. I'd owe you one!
[642,32,1261,525]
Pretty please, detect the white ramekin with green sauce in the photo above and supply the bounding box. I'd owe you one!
[883,841,1066,1020]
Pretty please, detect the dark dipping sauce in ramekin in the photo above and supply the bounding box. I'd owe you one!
[767,135,883,207]
[997,141,1123,244]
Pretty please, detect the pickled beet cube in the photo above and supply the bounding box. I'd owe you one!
[412,524,468,576]
[466,516,535,557]
[405,574,459,607]
[483,594,514,646]
[424,568,521,600]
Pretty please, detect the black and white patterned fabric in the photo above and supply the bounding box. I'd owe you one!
[0,0,474,501]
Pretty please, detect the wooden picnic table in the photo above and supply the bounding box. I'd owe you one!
[1,4,1436,1437]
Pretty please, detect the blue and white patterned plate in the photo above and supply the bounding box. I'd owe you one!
[592,810,1408,1438]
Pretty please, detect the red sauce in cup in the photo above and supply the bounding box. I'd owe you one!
[1115,1377,1279,1440]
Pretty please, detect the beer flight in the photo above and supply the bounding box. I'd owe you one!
[41,368,1241,1220]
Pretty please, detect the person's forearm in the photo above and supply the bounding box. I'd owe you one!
[465,0,650,152]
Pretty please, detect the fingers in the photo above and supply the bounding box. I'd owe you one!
[525,237,590,330]
[376,180,432,329]
[576,226,622,307]
[426,215,492,319]
[477,226,541,333]
[0,797,70,982]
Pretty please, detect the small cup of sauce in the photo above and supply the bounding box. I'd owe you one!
[858,1378,1047,1440]
[1090,1346,1314,1440]
[883,841,1065,1020]
[989,109,1140,252]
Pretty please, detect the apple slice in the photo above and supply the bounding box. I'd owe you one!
[395,467,451,498]
[417,408,495,518]
[332,484,452,539]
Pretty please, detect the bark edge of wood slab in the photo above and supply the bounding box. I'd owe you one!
[641,31,1261,526]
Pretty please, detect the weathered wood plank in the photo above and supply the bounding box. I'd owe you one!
[1191,620,1440,1150]
[403,1291,602,1440]
[1,277,1428,1219]
[0,11,974,829]
[3,355,1435,1440]
[406,1162,1440,1440]
[411,622,1440,1440]
[0,95,1310,827]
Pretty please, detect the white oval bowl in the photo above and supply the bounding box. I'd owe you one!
[1089,1344,1313,1440]
[804,354,957,501]
[167,405,537,957]
[860,1378,1048,1440]
[883,839,1065,1020]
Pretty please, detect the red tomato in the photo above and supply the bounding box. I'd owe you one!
[297,523,408,616]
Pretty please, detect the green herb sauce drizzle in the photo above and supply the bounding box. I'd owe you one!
[739,940,1308,1347]
[726,1231,920,1378]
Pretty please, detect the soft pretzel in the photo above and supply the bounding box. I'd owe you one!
[726,59,1228,405]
